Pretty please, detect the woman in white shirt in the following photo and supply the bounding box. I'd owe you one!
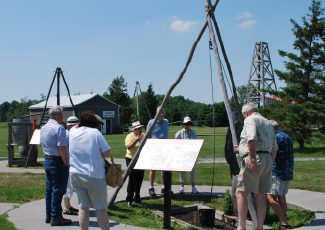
[69,111,111,230]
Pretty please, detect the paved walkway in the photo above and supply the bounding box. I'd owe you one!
[0,158,325,229]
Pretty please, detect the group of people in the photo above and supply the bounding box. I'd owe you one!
[40,106,111,229]
[124,106,199,208]
[40,102,293,230]
[234,103,294,230]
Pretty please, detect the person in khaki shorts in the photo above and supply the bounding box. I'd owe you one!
[234,103,278,230]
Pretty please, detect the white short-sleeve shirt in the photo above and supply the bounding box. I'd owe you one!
[69,126,110,179]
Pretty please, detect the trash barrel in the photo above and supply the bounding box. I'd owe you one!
[199,209,215,228]
[12,119,32,146]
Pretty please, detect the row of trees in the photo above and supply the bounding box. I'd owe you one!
[102,75,230,128]
[0,98,40,122]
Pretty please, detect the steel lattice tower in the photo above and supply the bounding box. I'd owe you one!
[245,42,277,108]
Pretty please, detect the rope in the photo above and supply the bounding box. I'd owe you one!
[208,38,216,200]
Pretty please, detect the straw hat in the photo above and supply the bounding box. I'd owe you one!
[132,121,144,130]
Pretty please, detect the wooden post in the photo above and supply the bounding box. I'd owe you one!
[107,0,221,209]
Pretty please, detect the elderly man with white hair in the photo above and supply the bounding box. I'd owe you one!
[40,105,71,226]
[233,103,278,230]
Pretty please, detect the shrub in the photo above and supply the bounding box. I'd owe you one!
[221,189,233,216]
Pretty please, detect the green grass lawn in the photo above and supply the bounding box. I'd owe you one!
[1,122,324,158]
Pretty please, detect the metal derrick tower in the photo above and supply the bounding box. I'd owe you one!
[245,42,277,108]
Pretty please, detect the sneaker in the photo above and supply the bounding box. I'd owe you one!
[192,187,199,194]
[149,188,156,196]
[50,218,72,226]
[179,187,185,194]
[134,199,144,206]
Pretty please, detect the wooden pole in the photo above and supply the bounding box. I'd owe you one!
[204,0,258,227]
[210,15,244,124]
[107,0,221,209]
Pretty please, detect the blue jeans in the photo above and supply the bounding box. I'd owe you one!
[44,157,69,220]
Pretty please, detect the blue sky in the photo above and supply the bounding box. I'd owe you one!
[0,0,320,105]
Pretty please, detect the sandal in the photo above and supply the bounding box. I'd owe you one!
[278,224,292,229]
[63,207,78,215]
[69,206,79,212]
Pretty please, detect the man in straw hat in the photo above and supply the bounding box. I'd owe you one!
[62,116,79,216]
[125,121,145,207]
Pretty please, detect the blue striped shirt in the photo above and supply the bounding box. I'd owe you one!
[40,119,67,156]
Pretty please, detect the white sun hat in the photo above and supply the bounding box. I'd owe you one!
[132,121,144,130]
[183,116,193,125]
[67,116,79,126]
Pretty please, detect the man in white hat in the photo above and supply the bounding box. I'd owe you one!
[175,116,199,194]
[62,116,79,216]
[125,121,145,207]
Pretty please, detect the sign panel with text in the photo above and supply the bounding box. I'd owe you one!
[103,111,115,118]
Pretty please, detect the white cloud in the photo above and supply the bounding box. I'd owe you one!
[146,21,152,26]
[236,12,252,19]
[238,20,257,28]
[170,20,199,32]
[171,15,177,19]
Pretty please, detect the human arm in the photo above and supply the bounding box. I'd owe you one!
[271,150,277,163]
[102,149,111,157]
[175,130,182,139]
[126,134,143,150]
[248,140,260,173]
[58,146,68,165]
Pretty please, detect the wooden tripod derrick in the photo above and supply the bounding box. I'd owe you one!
[245,42,277,108]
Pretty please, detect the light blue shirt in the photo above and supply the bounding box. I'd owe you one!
[175,128,197,139]
[40,119,67,156]
[66,129,70,164]
[146,118,169,139]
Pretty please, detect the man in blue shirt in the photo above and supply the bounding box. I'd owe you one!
[146,106,169,196]
[40,105,71,226]
[267,120,294,230]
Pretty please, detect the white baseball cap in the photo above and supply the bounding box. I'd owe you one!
[183,116,193,125]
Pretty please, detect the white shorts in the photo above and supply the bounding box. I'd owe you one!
[70,173,108,210]
[268,175,290,196]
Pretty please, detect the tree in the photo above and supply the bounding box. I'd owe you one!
[263,0,325,148]
[103,76,132,125]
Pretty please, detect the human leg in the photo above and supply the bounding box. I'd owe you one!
[134,169,145,202]
[79,207,89,230]
[236,191,249,230]
[255,193,267,230]
[125,158,136,202]
[149,170,156,187]
[44,159,52,219]
[161,171,165,186]
[97,209,110,230]
[278,194,288,216]
[267,194,288,226]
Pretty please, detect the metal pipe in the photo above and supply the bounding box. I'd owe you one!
[57,68,61,105]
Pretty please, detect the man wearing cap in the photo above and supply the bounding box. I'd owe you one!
[233,103,278,230]
[175,116,199,194]
[62,116,79,216]
[125,121,145,207]
[40,105,71,226]
[267,120,294,230]
[146,106,170,196]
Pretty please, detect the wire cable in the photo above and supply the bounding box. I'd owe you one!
[208,38,216,200]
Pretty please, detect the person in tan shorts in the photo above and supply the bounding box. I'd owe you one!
[234,103,278,230]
